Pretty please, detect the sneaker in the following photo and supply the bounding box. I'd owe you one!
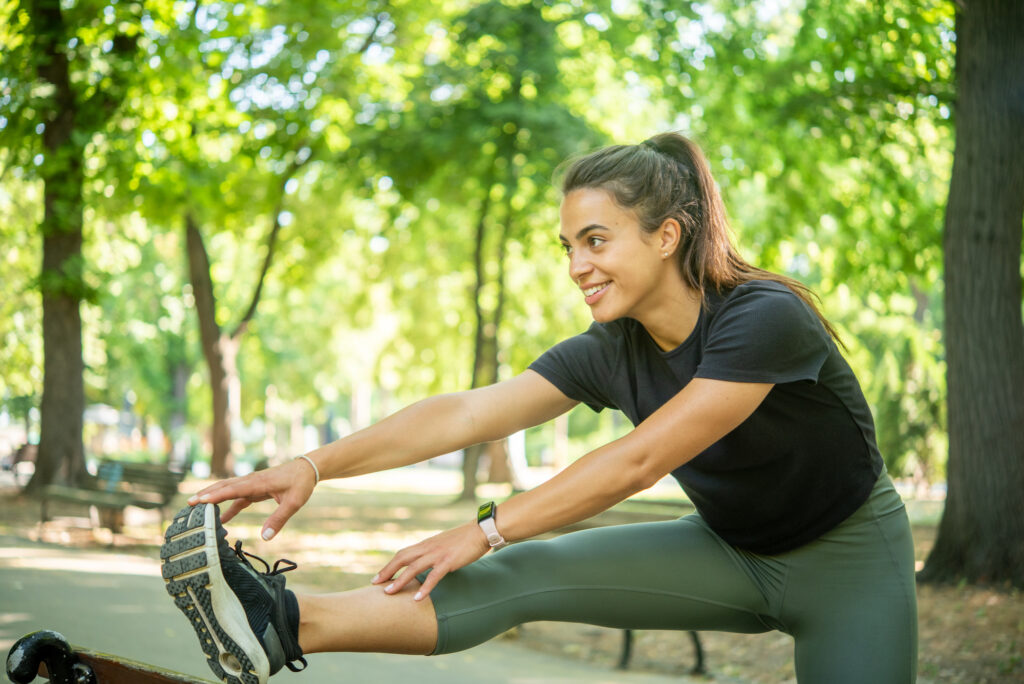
[160,503,307,684]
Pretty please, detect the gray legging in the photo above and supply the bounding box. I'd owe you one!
[424,472,918,684]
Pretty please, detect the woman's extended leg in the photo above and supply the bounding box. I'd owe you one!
[422,516,774,654]
[297,516,773,657]
[293,475,916,684]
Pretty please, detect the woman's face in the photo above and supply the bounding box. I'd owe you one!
[559,187,671,324]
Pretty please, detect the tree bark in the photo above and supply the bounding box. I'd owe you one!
[919,0,1024,588]
[24,0,87,492]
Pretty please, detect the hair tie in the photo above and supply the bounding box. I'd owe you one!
[641,139,660,152]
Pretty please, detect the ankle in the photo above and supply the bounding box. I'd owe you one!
[295,593,320,654]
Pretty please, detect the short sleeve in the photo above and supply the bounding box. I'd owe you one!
[528,323,618,412]
[694,283,831,384]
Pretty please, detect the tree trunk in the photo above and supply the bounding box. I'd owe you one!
[182,160,300,479]
[458,178,497,502]
[24,0,87,492]
[481,185,524,490]
[459,156,521,500]
[920,0,1024,588]
[185,214,236,478]
[33,230,87,489]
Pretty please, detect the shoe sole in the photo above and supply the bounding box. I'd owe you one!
[161,504,271,684]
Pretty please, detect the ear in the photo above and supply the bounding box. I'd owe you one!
[657,218,681,257]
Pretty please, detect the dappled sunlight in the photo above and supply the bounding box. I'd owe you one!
[0,612,30,626]
[0,545,160,577]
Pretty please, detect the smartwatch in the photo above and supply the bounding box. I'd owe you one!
[476,501,508,550]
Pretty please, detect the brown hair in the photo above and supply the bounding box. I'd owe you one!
[559,132,842,345]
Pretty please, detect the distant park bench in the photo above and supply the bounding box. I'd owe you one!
[35,460,185,534]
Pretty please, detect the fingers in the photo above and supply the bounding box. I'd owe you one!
[220,498,252,524]
[260,497,304,541]
[372,549,411,588]
[188,477,258,506]
[381,553,443,601]
[412,564,448,600]
[184,461,315,540]
[372,523,490,601]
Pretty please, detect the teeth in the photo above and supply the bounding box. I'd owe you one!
[584,283,607,297]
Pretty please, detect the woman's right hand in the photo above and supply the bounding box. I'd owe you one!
[187,456,319,541]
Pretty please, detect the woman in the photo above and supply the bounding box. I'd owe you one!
[161,133,918,684]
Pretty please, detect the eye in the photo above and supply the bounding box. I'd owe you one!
[560,242,573,256]
[587,235,605,248]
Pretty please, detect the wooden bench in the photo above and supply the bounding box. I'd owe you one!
[36,460,185,534]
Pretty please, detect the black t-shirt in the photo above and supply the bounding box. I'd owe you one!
[528,280,883,554]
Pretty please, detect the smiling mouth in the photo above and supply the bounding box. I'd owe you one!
[583,282,609,297]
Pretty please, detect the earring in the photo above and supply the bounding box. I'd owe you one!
[662,252,669,258]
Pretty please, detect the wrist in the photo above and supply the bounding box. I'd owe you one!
[476,500,508,550]
[294,454,320,486]
[468,520,491,552]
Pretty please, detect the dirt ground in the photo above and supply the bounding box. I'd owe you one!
[2,471,1020,684]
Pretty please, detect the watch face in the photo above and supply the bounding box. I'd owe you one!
[477,501,496,521]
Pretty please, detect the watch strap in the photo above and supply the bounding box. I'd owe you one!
[476,501,507,549]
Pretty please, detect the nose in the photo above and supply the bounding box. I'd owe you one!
[568,250,592,282]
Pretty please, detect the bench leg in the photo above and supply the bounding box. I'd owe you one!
[689,630,706,674]
[617,629,634,670]
[94,507,125,534]
[617,629,706,674]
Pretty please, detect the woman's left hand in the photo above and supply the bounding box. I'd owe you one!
[372,521,492,601]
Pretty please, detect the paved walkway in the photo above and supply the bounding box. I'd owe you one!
[0,535,700,684]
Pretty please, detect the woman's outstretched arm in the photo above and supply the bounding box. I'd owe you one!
[377,376,773,600]
[187,370,577,539]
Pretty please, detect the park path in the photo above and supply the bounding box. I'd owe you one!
[0,534,703,684]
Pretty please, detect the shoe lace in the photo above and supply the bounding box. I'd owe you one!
[232,540,298,576]
[231,540,308,672]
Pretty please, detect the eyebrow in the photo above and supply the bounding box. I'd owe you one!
[558,224,606,244]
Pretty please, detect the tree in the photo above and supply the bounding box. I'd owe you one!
[185,166,303,477]
[363,0,604,499]
[5,0,140,490]
[128,0,402,477]
[919,0,1024,588]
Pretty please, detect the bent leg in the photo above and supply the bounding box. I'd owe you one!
[426,517,773,654]
[785,478,918,684]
